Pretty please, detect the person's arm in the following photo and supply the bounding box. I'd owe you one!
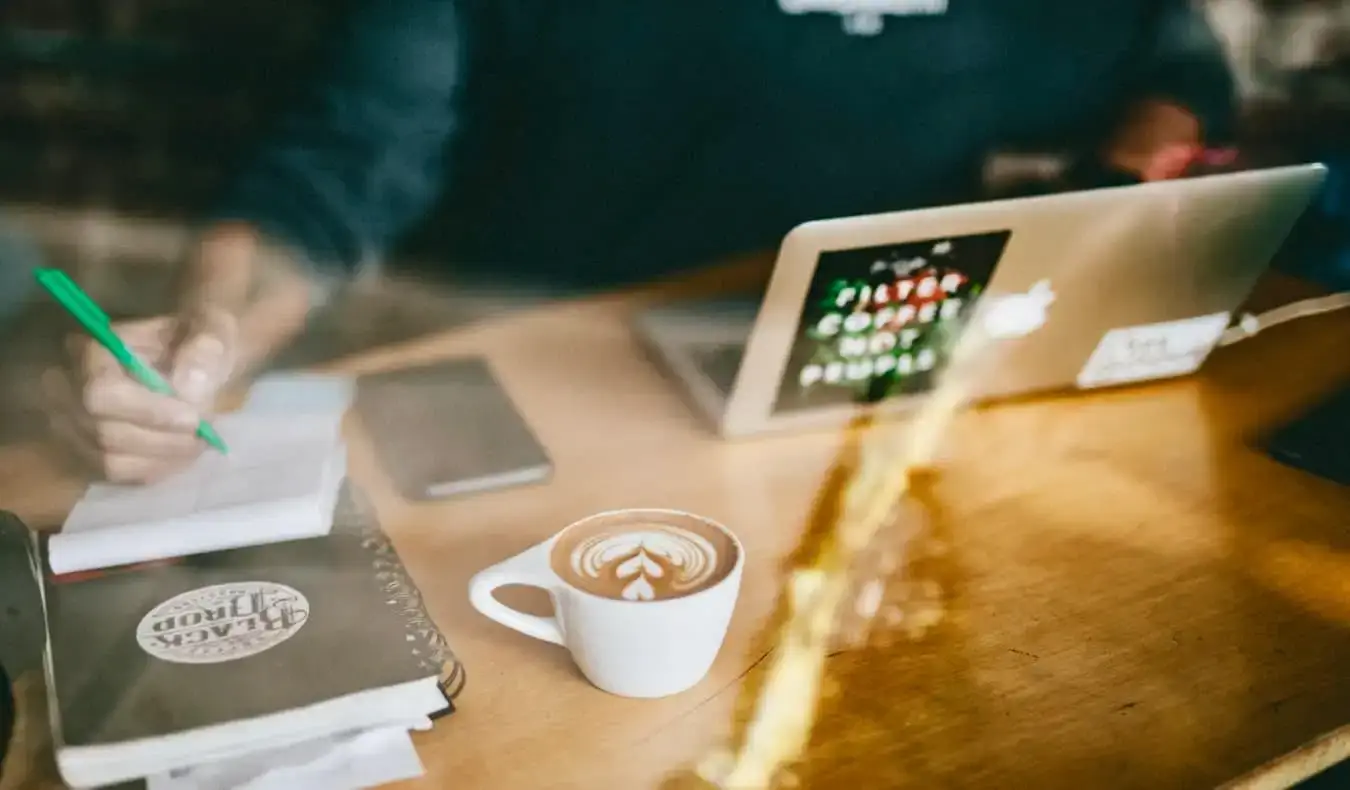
[188,0,467,372]
[50,0,468,485]
[213,0,465,274]
[1104,0,1238,177]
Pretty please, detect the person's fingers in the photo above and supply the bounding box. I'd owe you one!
[107,317,172,346]
[65,320,172,386]
[171,333,228,407]
[1142,143,1201,182]
[64,318,168,360]
[169,309,238,408]
[43,366,203,480]
[91,420,204,459]
[82,374,202,433]
[68,336,159,386]
[48,408,200,484]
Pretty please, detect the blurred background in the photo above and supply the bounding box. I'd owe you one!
[0,0,1347,447]
[0,0,1345,245]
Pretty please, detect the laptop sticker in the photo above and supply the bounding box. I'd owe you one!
[1076,312,1232,390]
[773,230,1011,414]
[980,280,1056,340]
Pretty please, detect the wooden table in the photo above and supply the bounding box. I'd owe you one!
[3,270,1349,790]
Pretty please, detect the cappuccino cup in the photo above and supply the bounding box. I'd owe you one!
[468,509,743,699]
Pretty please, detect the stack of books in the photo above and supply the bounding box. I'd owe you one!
[7,377,464,789]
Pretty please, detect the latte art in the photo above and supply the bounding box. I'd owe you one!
[568,527,724,602]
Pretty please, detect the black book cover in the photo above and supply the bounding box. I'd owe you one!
[0,512,43,680]
[41,483,460,750]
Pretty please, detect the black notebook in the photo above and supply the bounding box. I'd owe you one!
[0,511,37,778]
[0,512,44,680]
[37,484,463,789]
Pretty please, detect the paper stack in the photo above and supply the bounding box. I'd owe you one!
[147,724,431,790]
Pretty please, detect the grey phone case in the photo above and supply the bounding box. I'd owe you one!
[354,357,553,501]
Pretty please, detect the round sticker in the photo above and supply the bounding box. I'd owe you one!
[136,582,310,665]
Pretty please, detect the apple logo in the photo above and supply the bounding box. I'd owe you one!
[980,279,1056,340]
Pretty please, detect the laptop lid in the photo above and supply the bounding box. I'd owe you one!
[720,164,1327,437]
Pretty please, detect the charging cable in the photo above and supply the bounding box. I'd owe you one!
[1218,292,1350,347]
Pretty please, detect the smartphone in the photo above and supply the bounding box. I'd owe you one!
[1261,379,1350,486]
[354,357,553,500]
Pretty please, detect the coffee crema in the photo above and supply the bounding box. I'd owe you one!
[552,515,739,602]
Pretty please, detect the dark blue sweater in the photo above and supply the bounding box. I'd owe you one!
[214,0,1235,287]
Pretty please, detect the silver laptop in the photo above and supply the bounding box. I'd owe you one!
[633,164,1328,438]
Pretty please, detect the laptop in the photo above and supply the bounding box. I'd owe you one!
[633,164,1328,438]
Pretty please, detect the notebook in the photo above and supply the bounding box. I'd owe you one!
[241,373,356,416]
[34,484,457,789]
[0,511,44,679]
[49,412,348,575]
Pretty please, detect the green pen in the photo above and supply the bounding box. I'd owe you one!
[33,268,229,454]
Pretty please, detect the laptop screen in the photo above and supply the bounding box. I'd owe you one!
[772,229,1011,413]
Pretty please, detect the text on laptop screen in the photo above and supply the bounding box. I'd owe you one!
[772,230,1011,413]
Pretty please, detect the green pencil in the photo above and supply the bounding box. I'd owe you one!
[33,268,229,454]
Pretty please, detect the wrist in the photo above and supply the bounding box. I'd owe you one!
[181,226,319,376]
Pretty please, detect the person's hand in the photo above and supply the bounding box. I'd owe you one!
[1103,98,1203,180]
[43,305,238,485]
[43,223,314,484]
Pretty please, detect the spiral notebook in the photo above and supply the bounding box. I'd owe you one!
[34,485,463,789]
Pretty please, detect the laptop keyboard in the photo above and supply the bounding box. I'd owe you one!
[689,343,747,395]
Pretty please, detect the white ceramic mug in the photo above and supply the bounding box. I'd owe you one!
[469,509,744,699]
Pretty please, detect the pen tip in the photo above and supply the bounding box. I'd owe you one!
[197,424,229,454]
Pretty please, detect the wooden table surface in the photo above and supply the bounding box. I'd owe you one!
[2,269,1349,790]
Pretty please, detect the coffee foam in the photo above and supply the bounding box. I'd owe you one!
[552,516,738,602]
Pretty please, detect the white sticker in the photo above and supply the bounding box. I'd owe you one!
[1077,312,1232,389]
[137,582,310,665]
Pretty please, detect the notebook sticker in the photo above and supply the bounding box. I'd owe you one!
[1077,312,1232,389]
[137,582,310,665]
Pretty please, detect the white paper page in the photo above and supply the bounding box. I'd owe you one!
[145,726,426,790]
[241,373,355,417]
[61,413,343,534]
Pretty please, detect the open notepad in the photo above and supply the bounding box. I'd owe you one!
[49,411,348,575]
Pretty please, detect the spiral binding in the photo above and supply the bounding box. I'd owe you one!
[331,485,466,705]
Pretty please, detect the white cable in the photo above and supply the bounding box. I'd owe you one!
[1217,292,1350,346]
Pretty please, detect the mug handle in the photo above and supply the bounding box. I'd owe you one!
[468,543,565,646]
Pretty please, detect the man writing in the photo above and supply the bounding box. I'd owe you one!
[47,0,1237,483]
